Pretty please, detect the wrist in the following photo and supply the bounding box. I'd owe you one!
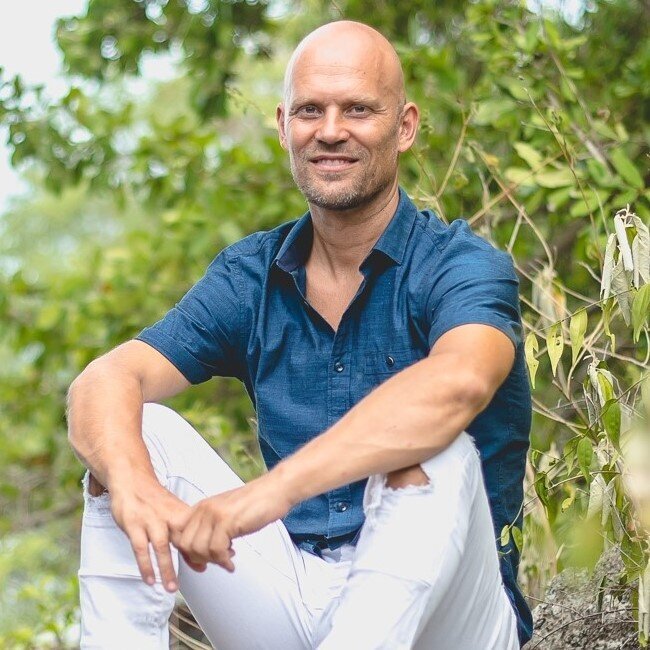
[266,460,308,510]
[105,462,163,497]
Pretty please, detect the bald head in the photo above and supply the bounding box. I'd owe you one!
[276,20,419,212]
[283,21,406,112]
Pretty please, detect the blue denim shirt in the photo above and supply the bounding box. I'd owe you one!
[136,187,533,645]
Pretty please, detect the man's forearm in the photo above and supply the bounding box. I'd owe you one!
[269,352,490,507]
[66,361,158,492]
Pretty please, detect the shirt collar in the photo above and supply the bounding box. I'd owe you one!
[273,186,418,273]
[368,186,419,266]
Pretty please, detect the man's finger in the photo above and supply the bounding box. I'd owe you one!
[209,529,235,572]
[148,525,178,592]
[180,511,212,564]
[178,510,201,552]
[180,549,207,573]
[129,528,155,585]
[187,519,213,565]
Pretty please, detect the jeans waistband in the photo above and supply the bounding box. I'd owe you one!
[292,527,362,557]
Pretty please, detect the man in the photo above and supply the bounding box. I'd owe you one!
[67,20,532,649]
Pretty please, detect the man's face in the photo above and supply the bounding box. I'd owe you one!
[278,49,405,211]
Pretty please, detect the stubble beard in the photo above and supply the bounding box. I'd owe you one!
[289,148,399,211]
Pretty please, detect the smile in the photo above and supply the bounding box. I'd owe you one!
[310,158,358,171]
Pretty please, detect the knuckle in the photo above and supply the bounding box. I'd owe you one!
[131,542,148,555]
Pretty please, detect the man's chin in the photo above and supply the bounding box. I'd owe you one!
[306,193,366,211]
[300,181,370,211]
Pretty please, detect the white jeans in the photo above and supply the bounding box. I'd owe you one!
[78,403,518,649]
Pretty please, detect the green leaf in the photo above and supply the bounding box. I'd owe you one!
[632,283,650,342]
[511,525,523,553]
[561,495,575,512]
[513,142,542,168]
[535,168,575,188]
[563,437,579,475]
[577,437,593,482]
[592,120,620,141]
[621,534,645,575]
[500,525,510,547]
[524,332,539,388]
[473,98,515,126]
[586,159,613,185]
[505,167,534,187]
[601,399,621,449]
[610,148,644,189]
[569,309,588,365]
[535,471,550,507]
[498,77,531,102]
[546,186,572,211]
[596,370,615,405]
[569,189,610,218]
[546,322,564,377]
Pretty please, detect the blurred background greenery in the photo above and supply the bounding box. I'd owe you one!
[0,0,648,647]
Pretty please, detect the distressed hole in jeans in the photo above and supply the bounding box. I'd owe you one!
[381,482,433,497]
[88,472,108,497]
[82,471,111,513]
[383,464,432,494]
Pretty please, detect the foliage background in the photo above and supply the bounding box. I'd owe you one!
[0,0,648,647]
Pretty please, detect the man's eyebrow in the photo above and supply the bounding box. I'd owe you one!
[288,96,382,109]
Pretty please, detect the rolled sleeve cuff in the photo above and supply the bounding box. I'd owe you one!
[427,317,520,352]
[135,331,214,385]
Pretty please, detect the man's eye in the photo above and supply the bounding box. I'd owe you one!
[298,106,318,116]
[350,105,368,114]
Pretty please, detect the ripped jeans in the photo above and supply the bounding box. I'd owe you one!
[78,403,518,649]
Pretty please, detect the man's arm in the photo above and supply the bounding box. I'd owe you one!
[67,339,190,488]
[271,322,515,503]
[173,323,515,571]
[67,339,192,590]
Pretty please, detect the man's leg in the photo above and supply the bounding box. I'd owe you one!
[78,403,322,649]
[313,432,519,650]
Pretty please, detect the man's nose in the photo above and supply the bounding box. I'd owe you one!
[315,109,349,144]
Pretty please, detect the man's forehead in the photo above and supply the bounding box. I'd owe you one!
[286,58,396,103]
[283,21,405,106]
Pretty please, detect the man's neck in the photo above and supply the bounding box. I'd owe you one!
[307,180,400,278]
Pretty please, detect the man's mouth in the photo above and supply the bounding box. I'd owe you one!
[309,156,359,170]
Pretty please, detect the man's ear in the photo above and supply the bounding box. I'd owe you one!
[276,103,287,150]
[397,102,420,154]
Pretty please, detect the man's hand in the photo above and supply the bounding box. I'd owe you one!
[108,479,190,592]
[171,477,293,572]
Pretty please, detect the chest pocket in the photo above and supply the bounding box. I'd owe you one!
[352,347,425,405]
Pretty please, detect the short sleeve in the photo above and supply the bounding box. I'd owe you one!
[135,250,244,384]
[425,246,522,352]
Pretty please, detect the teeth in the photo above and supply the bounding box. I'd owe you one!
[315,159,354,166]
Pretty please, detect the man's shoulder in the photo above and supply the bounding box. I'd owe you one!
[413,209,515,274]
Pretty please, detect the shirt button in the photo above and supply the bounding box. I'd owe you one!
[386,355,395,367]
[334,501,349,512]
[334,361,344,373]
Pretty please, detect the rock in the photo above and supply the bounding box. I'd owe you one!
[524,547,640,649]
